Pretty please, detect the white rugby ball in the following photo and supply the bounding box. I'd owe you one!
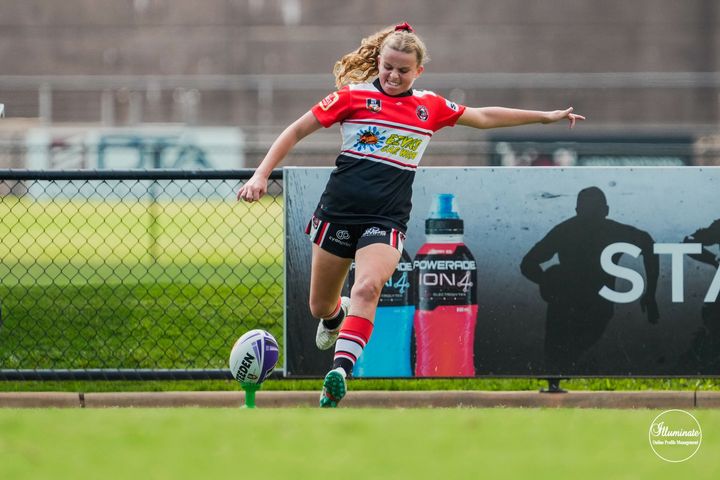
[229,329,279,384]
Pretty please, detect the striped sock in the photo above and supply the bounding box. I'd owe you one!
[332,315,374,377]
[321,297,344,330]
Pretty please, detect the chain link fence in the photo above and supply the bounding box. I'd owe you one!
[0,169,284,380]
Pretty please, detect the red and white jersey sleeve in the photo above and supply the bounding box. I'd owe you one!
[311,86,354,127]
[412,89,466,130]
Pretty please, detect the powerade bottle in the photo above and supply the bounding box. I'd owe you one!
[344,249,414,377]
[414,193,477,376]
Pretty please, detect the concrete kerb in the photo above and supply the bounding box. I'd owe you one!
[1,390,718,408]
[696,390,720,408]
[0,392,79,408]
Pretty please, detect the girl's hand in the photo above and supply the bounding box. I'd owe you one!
[543,107,586,128]
[237,174,268,202]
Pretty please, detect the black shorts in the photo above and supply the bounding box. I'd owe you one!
[305,215,406,259]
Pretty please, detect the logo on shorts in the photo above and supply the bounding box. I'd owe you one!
[328,229,351,247]
[366,98,382,112]
[416,105,429,121]
[312,217,320,228]
[362,227,387,237]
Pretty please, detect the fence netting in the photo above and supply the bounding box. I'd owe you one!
[0,171,283,380]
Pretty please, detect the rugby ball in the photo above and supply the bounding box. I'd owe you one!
[229,329,279,385]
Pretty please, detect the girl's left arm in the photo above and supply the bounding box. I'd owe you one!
[456,106,585,129]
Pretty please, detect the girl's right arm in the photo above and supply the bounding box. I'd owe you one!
[237,110,323,202]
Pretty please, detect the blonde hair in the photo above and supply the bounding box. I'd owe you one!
[333,24,429,89]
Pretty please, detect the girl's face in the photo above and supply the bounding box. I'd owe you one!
[377,46,424,96]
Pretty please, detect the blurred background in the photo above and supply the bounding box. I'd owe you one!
[1,0,719,169]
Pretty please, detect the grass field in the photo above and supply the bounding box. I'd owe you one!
[1,408,717,479]
[0,195,285,370]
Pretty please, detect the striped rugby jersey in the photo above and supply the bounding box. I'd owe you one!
[310,79,466,232]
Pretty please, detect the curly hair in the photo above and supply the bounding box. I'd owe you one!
[332,25,429,89]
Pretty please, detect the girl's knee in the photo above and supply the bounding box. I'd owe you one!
[351,278,383,303]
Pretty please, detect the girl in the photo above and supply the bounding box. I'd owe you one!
[238,22,585,407]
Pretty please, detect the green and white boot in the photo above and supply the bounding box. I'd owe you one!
[319,368,347,408]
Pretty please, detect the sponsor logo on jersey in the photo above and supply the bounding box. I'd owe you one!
[378,133,422,160]
[353,126,387,152]
[362,226,387,237]
[416,105,429,121]
[445,99,459,111]
[341,120,431,169]
[319,92,339,111]
[366,98,382,112]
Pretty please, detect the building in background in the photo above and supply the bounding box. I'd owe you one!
[0,0,718,167]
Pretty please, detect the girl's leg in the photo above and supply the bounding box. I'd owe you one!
[349,243,402,321]
[309,243,354,351]
[308,243,352,319]
[320,243,401,408]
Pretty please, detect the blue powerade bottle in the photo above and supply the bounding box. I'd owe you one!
[344,249,414,377]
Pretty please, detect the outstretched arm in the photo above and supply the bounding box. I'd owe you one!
[457,107,585,130]
[237,110,323,202]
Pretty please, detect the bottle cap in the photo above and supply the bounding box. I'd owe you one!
[430,193,460,219]
[426,193,464,234]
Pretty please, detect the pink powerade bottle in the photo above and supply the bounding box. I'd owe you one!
[413,193,477,376]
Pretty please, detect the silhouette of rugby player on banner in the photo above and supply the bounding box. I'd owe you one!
[520,186,660,374]
[679,219,720,373]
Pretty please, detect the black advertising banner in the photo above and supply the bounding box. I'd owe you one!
[285,167,720,377]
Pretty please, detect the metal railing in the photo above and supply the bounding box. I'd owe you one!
[0,169,283,380]
[2,72,719,125]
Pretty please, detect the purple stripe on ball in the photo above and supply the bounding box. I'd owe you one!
[258,333,279,382]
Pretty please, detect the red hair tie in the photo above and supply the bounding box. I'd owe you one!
[394,22,414,33]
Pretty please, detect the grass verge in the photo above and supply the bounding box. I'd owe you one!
[1,409,718,479]
[0,377,717,392]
